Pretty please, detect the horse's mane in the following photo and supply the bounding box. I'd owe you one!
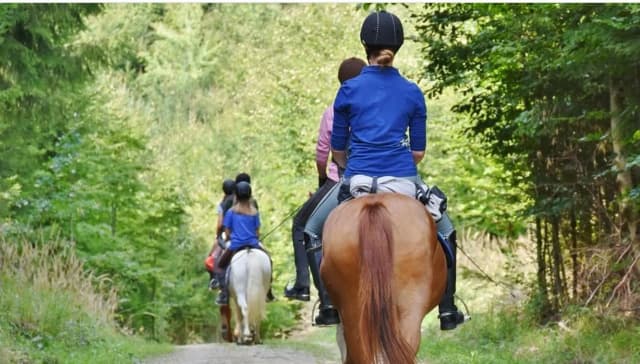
[358,198,415,364]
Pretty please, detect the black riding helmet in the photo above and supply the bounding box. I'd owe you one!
[360,11,404,56]
[222,179,235,195]
[235,172,251,184]
[235,181,252,200]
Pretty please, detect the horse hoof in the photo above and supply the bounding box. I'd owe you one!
[236,338,252,345]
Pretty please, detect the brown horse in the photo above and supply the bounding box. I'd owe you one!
[321,193,447,364]
[219,305,232,342]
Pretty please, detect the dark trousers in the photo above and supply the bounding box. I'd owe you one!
[290,179,337,289]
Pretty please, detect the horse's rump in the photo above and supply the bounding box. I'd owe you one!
[321,193,447,364]
[229,248,271,315]
[228,248,271,344]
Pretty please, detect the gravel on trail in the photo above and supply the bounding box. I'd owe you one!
[143,342,330,364]
[144,296,339,364]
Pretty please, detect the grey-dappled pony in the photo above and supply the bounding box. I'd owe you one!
[228,248,271,345]
[321,193,447,364]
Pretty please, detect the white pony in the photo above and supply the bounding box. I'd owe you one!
[228,248,271,345]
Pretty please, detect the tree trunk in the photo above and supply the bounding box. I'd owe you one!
[551,217,565,308]
[610,77,637,242]
[580,208,593,300]
[536,216,550,318]
[570,210,578,300]
[609,77,639,290]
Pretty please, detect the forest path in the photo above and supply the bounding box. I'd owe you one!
[142,342,333,364]
[144,298,340,364]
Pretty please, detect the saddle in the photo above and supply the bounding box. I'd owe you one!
[217,245,269,270]
[338,175,447,219]
[338,174,454,268]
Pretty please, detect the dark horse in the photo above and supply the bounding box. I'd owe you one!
[321,193,447,364]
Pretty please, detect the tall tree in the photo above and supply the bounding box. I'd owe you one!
[0,4,101,218]
[413,3,640,319]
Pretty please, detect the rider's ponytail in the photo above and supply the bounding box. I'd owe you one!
[371,49,394,67]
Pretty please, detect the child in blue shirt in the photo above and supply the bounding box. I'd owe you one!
[215,181,274,305]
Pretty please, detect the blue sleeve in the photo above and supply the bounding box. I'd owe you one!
[409,86,427,152]
[331,85,350,151]
[223,210,233,229]
[255,213,261,229]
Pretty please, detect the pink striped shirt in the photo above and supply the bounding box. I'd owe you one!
[316,105,339,182]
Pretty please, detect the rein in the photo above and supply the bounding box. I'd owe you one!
[457,244,518,295]
[259,202,303,242]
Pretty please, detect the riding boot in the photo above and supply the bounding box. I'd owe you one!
[212,270,225,289]
[304,233,340,325]
[208,270,218,290]
[437,230,467,330]
[216,267,229,306]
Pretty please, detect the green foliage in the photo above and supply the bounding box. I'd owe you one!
[0,238,171,363]
[0,4,101,213]
[422,90,530,237]
[1,3,201,342]
[0,3,556,347]
[417,307,640,364]
[77,3,378,342]
[413,3,640,318]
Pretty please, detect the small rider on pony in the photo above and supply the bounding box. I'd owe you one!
[215,181,275,305]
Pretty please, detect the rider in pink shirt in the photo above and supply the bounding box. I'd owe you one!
[284,58,366,307]
[315,106,340,184]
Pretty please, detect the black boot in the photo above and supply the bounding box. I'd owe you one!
[285,219,310,301]
[284,285,311,301]
[437,231,468,330]
[304,233,340,326]
[210,269,225,290]
[216,286,229,305]
[216,268,229,305]
[208,271,218,290]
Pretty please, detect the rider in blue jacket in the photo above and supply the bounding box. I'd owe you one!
[304,10,468,330]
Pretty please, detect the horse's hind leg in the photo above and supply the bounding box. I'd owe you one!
[232,300,242,343]
[238,300,252,344]
[253,321,262,344]
[336,323,347,363]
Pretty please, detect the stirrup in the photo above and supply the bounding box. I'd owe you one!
[314,306,340,326]
[438,310,469,331]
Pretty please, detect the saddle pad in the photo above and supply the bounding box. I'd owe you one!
[349,175,417,198]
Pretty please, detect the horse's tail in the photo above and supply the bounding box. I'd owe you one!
[358,199,415,364]
[245,250,269,324]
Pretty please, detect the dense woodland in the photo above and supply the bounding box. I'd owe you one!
[1,3,638,349]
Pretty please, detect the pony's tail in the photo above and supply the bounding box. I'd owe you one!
[246,251,268,324]
[358,200,415,364]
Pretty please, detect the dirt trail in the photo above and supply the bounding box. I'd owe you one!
[144,298,339,364]
[143,343,329,364]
